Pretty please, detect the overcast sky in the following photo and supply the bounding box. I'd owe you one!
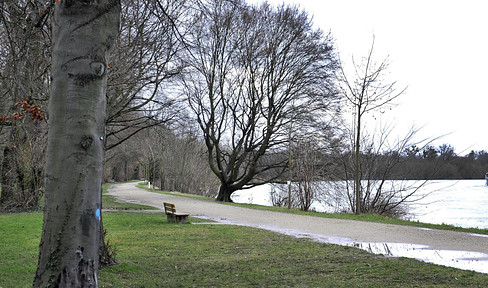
[248,0,488,154]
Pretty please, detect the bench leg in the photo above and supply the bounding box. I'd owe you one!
[166,214,176,223]
[166,214,188,224]
[175,215,188,224]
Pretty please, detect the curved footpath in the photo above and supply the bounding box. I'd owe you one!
[106,182,488,273]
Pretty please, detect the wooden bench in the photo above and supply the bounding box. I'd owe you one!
[163,202,190,224]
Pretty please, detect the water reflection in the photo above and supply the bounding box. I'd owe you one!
[352,242,488,273]
[470,233,488,238]
[194,215,488,274]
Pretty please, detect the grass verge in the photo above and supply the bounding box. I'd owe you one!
[1,211,488,287]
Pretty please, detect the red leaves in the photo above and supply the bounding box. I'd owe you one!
[0,99,45,123]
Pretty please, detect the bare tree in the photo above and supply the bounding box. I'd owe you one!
[0,1,51,210]
[270,120,343,212]
[294,140,321,211]
[338,125,432,217]
[34,1,120,286]
[338,36,406,214]
[141,123,218,194]
[104,134,143,182]
[182,0,338,202]
[105,0,187,151]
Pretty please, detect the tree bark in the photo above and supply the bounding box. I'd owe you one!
[34,1,120,287]
[216,184,234,202]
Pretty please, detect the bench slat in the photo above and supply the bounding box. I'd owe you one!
[163,202,189,223]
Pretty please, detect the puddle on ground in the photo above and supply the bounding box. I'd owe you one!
[352,242,488,273]
[470,233,488,238]
[194,215,488,274]
[125,200,142,204]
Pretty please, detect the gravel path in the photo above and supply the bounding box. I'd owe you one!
[106,182,488,272]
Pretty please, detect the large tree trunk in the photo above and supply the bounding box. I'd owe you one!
[34,1,120,287]
[216,184,234,202]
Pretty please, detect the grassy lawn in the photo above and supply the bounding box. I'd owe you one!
[0,212,40,288]
[2,211,488,288]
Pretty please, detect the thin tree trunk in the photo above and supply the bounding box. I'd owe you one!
[34,1,120,287]
[160,159,165,191]
[0,145,16,206]
[355,108,361,215]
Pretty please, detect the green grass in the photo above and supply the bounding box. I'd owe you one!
[0,212,42,288]
[1,212,488,287]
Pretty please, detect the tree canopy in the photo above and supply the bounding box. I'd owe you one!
[180,0,339,202]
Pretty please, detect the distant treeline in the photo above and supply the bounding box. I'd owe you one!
[268,144,488,184]
[381,144,488,180]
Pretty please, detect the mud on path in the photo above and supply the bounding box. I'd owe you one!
[106,182,488,272]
